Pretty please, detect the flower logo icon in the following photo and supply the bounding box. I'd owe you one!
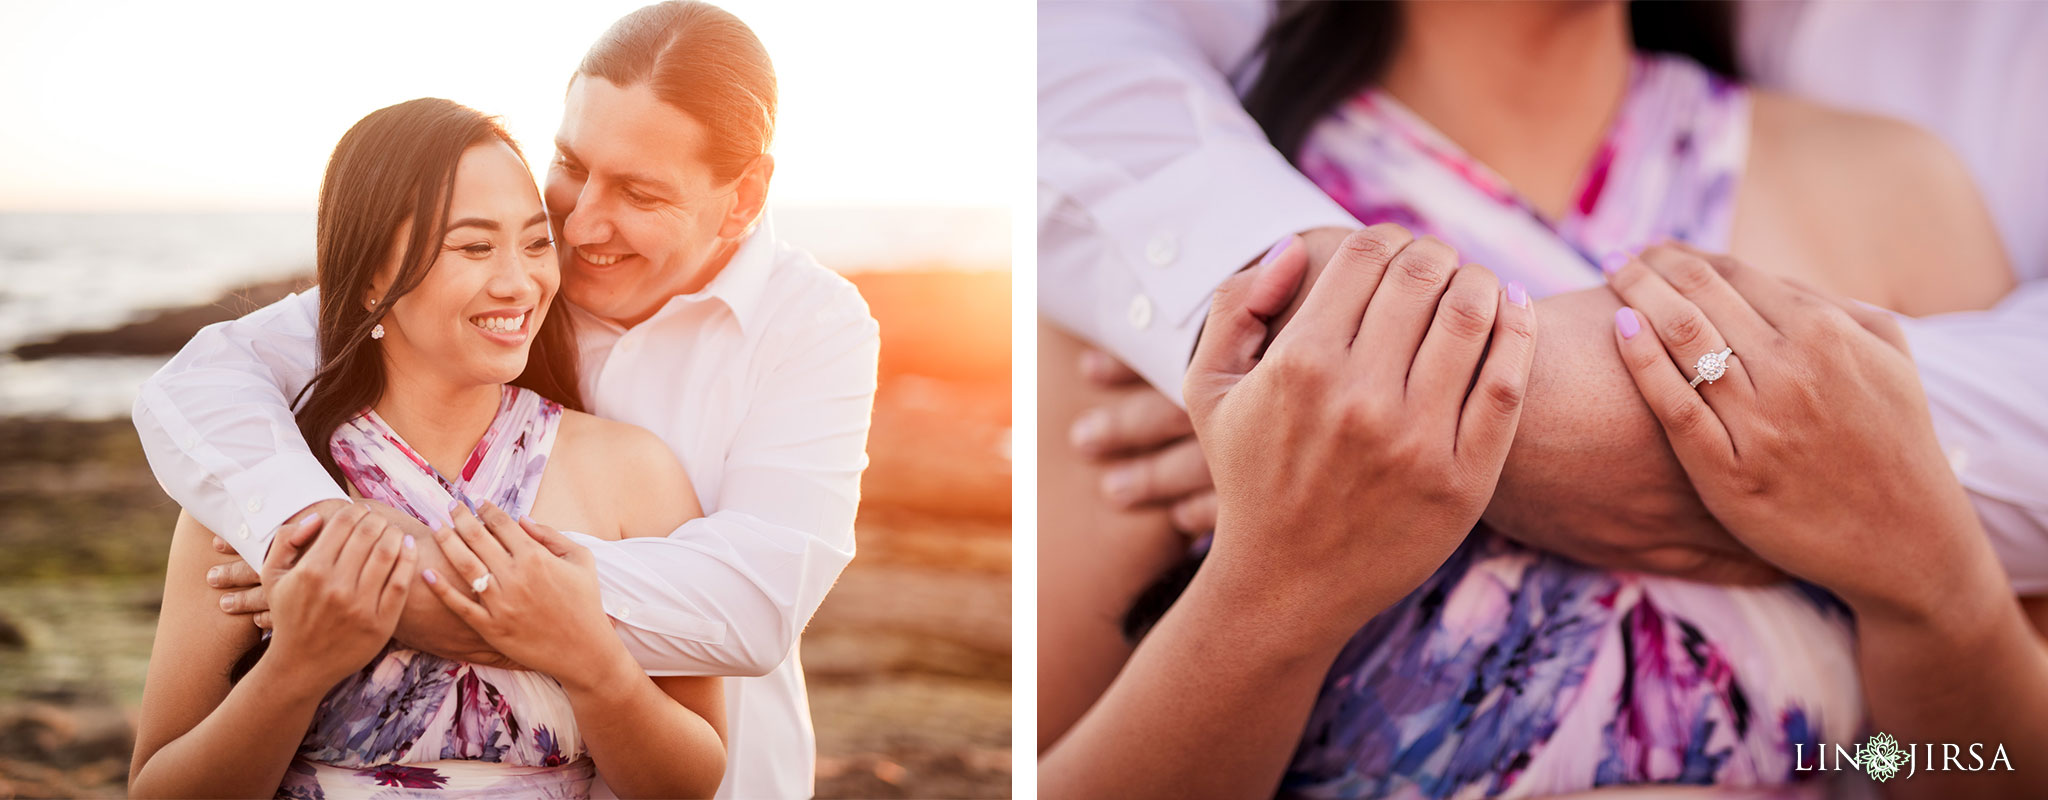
[1862,732,1904,782]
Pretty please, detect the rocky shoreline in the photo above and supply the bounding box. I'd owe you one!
[0,268,1012,798]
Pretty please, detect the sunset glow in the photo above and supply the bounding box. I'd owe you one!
[0,0,1028,210]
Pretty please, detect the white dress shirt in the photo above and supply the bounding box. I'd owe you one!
[132,215,879,799]
[1037,0,2048,589]
[1037,0,1353,395]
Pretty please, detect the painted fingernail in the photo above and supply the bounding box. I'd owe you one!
[1069,411,1107,450]
[423,569,438,585]
[1600,252,1629,275]
[300,512,321,528]
[403,535,416,550]
[1616,307,1641,339]
[1506,281,1528,308]
[1258,235,1293,266]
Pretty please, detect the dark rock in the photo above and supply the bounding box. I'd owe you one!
[0,613,24,650]
[12,275,309,360]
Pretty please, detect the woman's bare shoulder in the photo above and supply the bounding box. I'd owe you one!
[551,410,700,537]
[555,410,671,469]
[1748,90,2012,314]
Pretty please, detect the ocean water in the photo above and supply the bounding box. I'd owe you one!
[0,205,1007,418]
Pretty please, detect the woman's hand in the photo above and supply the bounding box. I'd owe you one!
[1185,225,1537,644]
[1602,244,2005,626]
[263,505,419,687]
[422,501,623,687]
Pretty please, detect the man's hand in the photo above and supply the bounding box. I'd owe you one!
[206,497,349,629]
[1058,227,1362,537]
[1068,350,1215,534]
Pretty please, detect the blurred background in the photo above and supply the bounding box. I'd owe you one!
[0,1,1016,797]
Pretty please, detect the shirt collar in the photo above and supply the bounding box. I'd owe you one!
[681,212,780,335]
[571,212,782,337]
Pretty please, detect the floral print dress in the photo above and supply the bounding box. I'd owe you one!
[275,386,590,800]
[1278,55,1865,799]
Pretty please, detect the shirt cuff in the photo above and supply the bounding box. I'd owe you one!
[1087,139,1358,402]
[218,450,349,569]
[560,530,730,645]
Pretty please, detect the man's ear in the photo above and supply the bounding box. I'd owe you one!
[716,153,774,239]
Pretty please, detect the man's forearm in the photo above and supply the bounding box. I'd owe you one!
[1477,288,1773,579]
[1900,282,2048,592]
[555,508,858,677]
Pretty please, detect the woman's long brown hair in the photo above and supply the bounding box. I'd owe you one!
[291,98,584,487]
[1239,1,1740,166]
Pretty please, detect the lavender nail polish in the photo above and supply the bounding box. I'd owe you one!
[1616,307,1641,338]
[1259,235,1292,266]
[1600,252,1629,275]
[423,569,438,585]
[1506,281,1528,307]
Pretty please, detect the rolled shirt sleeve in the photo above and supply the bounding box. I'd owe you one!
[1037,0,1356,402]
[566,269,877,676]
[1899,281,2048,593]
[131,289,348,569]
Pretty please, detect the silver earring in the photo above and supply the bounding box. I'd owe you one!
[371,323,385,340]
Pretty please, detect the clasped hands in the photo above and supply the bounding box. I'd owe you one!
[208,498,601,672]
[1093,226,1996,625]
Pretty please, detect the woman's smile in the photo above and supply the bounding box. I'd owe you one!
[467,307,532,345]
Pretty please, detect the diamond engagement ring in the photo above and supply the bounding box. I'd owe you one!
[1689,347,1733,388]
[471,573,492,594]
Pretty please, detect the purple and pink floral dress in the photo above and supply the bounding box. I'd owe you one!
[1278,55,1865,798]
[275,386,591,799]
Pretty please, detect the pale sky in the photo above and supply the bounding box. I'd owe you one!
[0,0,1029,210]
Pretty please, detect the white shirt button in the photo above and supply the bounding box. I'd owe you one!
[1127,294,1154,330]
[236,523,250,540]
[246,497,263,514]
[1146,232,1179,266]
[616,604,633,621]
[183,435,200,450]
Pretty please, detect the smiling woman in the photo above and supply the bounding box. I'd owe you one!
[291,99,583,483]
